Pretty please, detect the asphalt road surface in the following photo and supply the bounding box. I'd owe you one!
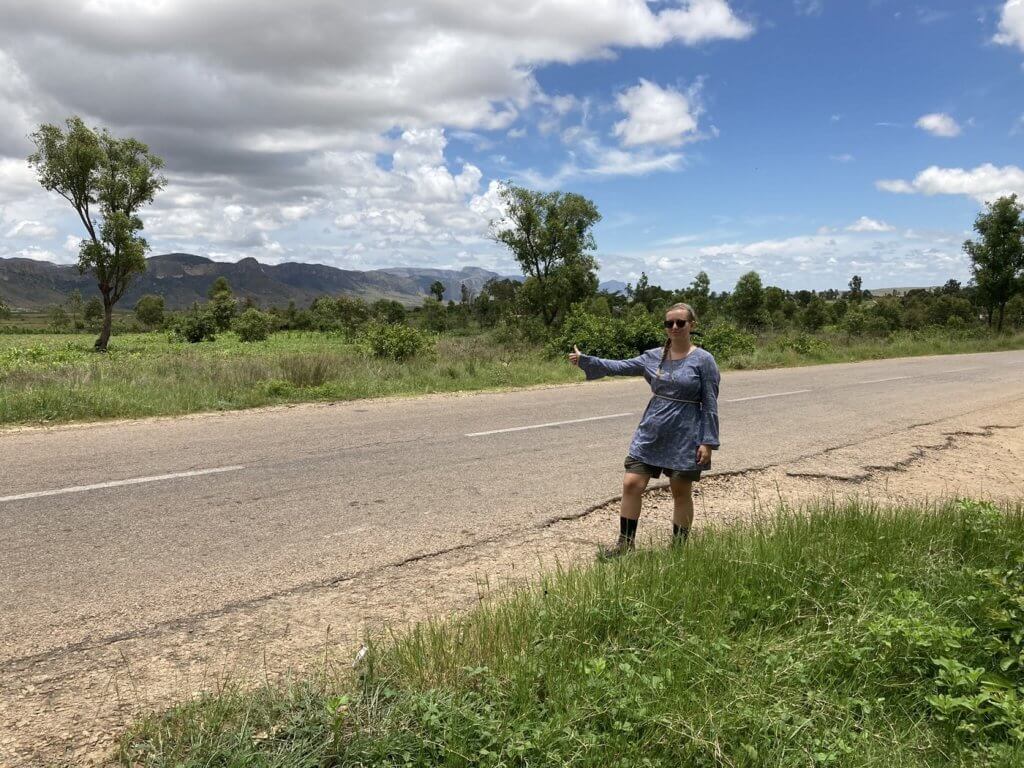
[3,350,1023,669]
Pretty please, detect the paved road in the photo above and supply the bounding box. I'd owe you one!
[2,350,1023,667]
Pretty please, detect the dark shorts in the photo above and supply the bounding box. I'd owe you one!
[624,455,702,481]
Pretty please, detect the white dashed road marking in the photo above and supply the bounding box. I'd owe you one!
[724,389,812,403]
[466,412,634,437]
[855,376,910,385]
[0,465,246,504]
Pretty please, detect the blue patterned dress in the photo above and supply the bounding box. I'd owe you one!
[579,347,721,472]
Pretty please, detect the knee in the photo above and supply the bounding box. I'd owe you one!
[671,480,693,500]
[622,474,647,496]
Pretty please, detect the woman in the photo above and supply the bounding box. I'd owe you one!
[569,302,720,556]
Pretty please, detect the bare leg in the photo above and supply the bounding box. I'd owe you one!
[620,472,650,520]
[669,477,694,528]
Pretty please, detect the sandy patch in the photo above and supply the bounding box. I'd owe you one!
[2,401,1023,766]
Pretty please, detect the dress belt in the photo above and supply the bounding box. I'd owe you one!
[652,393,700,405]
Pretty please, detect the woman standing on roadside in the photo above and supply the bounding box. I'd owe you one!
[569,303,720,557]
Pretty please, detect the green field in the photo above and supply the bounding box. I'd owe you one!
[2,328,1024,427]
[119,499,1024,767]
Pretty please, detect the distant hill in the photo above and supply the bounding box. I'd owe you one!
[0,253,509,310]
[599,280,628,295]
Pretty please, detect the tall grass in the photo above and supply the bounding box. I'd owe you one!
[120,499,1024,767]
[0,332,577,425]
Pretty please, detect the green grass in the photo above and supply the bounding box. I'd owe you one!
[1,327,1023,427]
[119,499,1024,767]
[0,331,578,426]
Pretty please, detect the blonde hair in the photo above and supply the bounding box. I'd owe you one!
[657,302,697,379]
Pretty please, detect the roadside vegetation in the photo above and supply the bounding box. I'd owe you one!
[119,499,1024,767]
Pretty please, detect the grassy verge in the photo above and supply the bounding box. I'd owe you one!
[120,499,1024,767]
[2,329,1023,427]
[0,331,578,426]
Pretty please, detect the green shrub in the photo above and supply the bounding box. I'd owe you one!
[697,320,756,361]
[232,308,272,342]
[171,306,217,343]
[550,305,661,359]
[360,322,434,361]
[776,332,834,357]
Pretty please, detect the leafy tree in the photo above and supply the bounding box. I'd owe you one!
[48,304,70,330]
[172,304,217,343]
[940,279,962,296]
[964,194,1024,331]
[460,283,472,305]
[233,308,272,342]
[730,271,765,328]
[420,296,450,332]
[800,297,828,331]
[208,277,231,299]
[371,298,406,325]
[1006,292,1024,329]
[627,272,672,312]
[66,289,84,327]
[0,296,12,320]
[847,274,863,303]
[28,116,165,351]
[429,280,445,302]
[492,183,600,326]
[135,294,165,328]
[83,296,104,328]
[765,286,786,315]
[682,271,711,319]
[207,277,237,331]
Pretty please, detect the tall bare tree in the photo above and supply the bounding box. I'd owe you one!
[28,116,165,350]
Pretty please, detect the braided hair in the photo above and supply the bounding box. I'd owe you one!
[656,302,698,380]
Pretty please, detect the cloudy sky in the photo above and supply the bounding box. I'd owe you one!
[1,0,1022,291]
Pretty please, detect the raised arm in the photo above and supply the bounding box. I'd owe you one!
[699,353,721,448]
[577,352,648,381]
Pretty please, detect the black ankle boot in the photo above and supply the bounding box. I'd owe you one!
[672,524,690,547]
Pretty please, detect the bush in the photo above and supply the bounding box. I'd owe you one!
[776,332,834,357]
[697,321,756,361]
[550,305,661,359]
[233,308,272,342]
[171,306,218,343]
[360,322,434,361]
[134,294,165,328]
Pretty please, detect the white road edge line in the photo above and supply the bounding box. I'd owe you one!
[725,389,812,403]
[466,412,634,437]
[856,376,909,385]
[940,367,981,373]
[0,465,246,503]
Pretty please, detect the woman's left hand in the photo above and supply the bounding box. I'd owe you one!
[696,445,712,466]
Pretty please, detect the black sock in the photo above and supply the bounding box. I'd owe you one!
[672,524,689,541]
[619,516,639,542]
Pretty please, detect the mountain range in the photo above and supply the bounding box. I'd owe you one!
[0,253,627,310]
[0,253,511,311]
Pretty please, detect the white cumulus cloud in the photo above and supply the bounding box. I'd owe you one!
[876,164,1024,203]
[613,79,702,147]
[846,216,894,232]
[994,0,1024,51]
[4,220,56,238]
[915,113,961,137]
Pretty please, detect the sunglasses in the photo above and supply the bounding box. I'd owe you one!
[663,319,689,329]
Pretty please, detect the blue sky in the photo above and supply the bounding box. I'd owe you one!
[1,0,1022,292]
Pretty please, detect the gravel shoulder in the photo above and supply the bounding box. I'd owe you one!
[3,400,1023,767]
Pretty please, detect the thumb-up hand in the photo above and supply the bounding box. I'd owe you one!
[568,344,582,366]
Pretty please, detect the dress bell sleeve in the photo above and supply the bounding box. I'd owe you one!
[578,353,647,381]
[699,353,721,448]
